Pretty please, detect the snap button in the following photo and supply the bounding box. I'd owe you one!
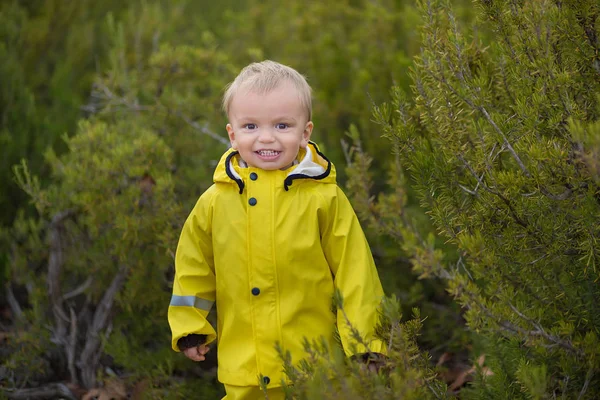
[251,287,260,296]
[263,376,270,385]
[248,197,257,206]
[250,172,258,181]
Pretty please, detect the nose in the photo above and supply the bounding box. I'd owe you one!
[258,127,276,143]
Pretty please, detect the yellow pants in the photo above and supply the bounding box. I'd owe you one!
[222,384,285,400]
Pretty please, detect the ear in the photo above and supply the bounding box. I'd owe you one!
[226,124,237,149]
[301,121,313,148]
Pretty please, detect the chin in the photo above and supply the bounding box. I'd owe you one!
[259,163,286,171]
[251,157,295,171]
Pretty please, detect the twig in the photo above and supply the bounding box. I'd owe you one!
[178,113,230,146]
[458,183,479,196]
[340,138,352,166]
[2,383,77,400]
[506,302,578,353]
[457,154,529,229]
[478,105,531,178]
[577,366,594,400]
[63,277,93,300]
[539,186,572,201]
[67,307,78,385]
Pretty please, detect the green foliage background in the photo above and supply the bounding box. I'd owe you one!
[1,0,598,398]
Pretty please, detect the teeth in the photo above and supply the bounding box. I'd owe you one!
[257,150,280,156]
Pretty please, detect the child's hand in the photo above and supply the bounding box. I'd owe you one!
[183,344,210,362]
[351,352,388,373]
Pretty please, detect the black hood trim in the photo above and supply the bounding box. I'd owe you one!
[225,151,245,194]
[283,142,332,191]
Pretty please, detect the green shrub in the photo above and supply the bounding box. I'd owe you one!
[350,0,600,397]
[5,120,179,390]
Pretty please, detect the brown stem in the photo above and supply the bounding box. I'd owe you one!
[78,264,128,388]
[47,210,75,344]
[67,307,78,384]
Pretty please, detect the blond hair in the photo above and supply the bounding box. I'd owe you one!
[222,60,312,120]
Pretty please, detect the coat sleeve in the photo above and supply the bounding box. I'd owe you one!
[168,191,217,352]
[320,186,386,357]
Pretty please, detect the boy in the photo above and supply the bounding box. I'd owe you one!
[168,60,385,399]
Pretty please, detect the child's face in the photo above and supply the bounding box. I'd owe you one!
[226,81,313,170]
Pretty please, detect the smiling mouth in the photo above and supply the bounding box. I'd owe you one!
[256,150,281,157]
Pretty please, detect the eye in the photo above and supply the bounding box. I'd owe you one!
[243,123,257,130]
[276,123,289,130]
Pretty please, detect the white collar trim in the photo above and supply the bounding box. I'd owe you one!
[289,145,326,178]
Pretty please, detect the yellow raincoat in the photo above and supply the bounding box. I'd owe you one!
[168,142,385,387]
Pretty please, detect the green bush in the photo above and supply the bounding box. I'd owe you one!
[350,0,600,398]
[5,120,181,391]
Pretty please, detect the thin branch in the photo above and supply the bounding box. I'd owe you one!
[424,379,445,400]
[577,365,594,400]
[457,154,529,229]
[539,186,572,201]
[83,81,230,147]
[78,264,129,388]
[340,138,353,166]
[478,106,531,178]
[499,57,518,105]
[178,113,230,146]
[458,183,479,196]
[443,276,583,358]
[561,375,569,400]
[62,277,93,300]
[506,301,580,354]
[387,322,396,353]
[456,256,473,281]
[2,383,77,400]
[93,82,152,112]
[48,209,76,342]
[67,307,78,385]
[5,283,23,321]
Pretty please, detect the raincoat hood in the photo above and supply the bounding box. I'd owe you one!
[214,141,336,193]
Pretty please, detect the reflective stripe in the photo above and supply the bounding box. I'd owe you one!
[170,295,214,311]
